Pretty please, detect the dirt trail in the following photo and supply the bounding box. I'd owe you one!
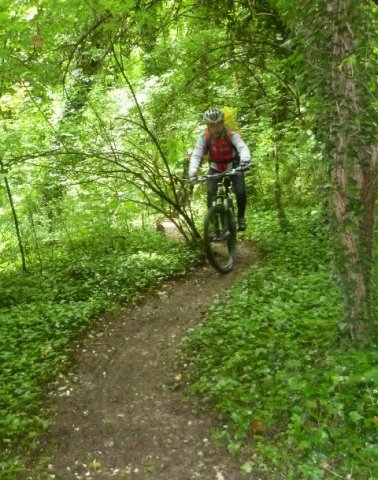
[35,242,261,480]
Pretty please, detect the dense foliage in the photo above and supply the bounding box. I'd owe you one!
[0,229,198,476]
[0,0,377,478]
[178,208,378,479]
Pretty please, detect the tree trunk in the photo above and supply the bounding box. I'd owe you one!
[273,143,288,231]
[0,159,27,272]
[358,146,377,297]
[328,0,376,337]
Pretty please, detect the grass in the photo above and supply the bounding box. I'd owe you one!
[2,206,377,479]
[178,207,378,480]
[0,227,199,478]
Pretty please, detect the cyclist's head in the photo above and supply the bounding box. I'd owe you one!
[203,108,224,138]
[203,108,224,124]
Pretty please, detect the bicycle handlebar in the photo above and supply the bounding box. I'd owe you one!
[196,166,249,183]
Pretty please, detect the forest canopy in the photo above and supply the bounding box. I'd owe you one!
[0,0,377,478]
[2,0,376,328]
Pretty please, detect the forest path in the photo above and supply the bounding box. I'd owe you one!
[36,242,262,480]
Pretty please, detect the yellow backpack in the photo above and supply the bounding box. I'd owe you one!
[221,106,241,133]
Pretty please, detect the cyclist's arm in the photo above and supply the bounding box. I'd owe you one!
[188,136,206,179]
[230,132,251,164]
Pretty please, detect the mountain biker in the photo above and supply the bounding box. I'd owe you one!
[188,107,251,231]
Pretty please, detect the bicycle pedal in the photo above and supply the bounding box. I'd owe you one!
[237,219,247,231]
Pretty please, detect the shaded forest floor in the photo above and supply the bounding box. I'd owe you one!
[29,241,262,480]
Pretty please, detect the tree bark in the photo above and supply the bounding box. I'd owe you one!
[0,159,27,272]
[327,0,376,337]
[273,143,288,230]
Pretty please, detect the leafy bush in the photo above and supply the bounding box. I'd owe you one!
[178,208,378,479]
[0,228,199,477]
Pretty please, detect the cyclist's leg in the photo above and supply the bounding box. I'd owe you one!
[206,168,221,237]
[206,167,218,209]
[231,171,247,230]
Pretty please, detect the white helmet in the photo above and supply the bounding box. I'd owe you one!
[203,108,224,124]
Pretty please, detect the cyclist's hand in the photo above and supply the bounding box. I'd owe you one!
[189,174,198,185]
[239,161,250,171]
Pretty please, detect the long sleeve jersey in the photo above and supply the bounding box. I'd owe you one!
[188,130,251,178]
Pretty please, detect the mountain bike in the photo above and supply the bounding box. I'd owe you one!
[197,167,245,274]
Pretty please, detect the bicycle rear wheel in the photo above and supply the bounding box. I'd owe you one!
[203,205,237,273]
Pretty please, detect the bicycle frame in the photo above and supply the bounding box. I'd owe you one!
[198,167,240,196]
[212,174,234,211]
[197,168,242,273]
[198,168,243,212]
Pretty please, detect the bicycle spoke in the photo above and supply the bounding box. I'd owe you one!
[204,206,236,273]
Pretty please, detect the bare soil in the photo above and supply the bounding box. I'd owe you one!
[34,242,262,480]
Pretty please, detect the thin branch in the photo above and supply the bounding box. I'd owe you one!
[61,12,112,90]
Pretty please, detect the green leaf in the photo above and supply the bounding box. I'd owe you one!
[240,461,254,475]
[349,411,364,423]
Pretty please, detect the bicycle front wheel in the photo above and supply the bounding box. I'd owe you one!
[203,205,237,273]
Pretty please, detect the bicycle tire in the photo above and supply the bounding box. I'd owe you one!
[203,205,237,273]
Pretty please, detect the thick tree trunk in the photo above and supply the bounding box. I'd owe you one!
[359,146,377,288]
[328,0,376,337]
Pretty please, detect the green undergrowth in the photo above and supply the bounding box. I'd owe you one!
[178,207,378,479]
[0,228,199,478]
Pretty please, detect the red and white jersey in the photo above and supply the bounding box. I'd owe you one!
[189,128,251,176]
